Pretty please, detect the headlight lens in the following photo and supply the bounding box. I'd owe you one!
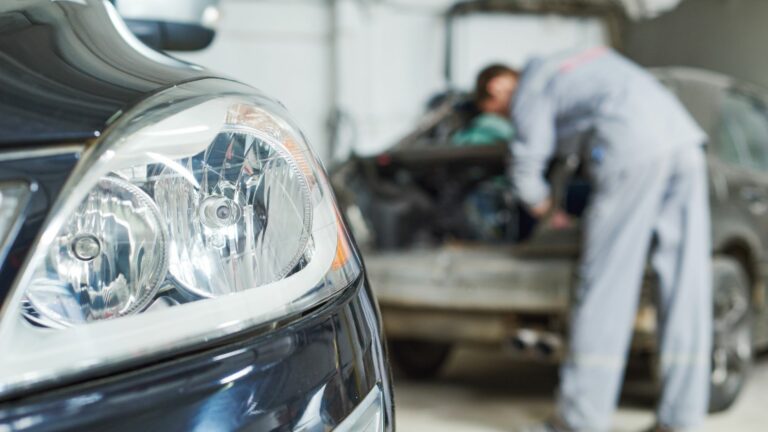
[154,123,312,299]
[0,81,361,394]
[26,176,168,327]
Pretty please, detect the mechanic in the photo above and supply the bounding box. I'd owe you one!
[475,48,711,432]
[452,67,517,147]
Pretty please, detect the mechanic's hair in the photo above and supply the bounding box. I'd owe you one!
[475,64,519,102]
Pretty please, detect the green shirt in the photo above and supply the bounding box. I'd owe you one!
[452,113,515,147]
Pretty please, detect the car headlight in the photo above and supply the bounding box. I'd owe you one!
[0,80,361,394]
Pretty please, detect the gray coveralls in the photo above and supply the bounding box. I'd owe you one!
[510,47,712,430]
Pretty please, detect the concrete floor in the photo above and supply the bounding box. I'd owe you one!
[394,347,767,431]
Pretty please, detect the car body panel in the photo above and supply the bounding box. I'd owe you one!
[0,0,393,430]
[0,0,214,147]
[0,276,394,432]
[368,247,573,312]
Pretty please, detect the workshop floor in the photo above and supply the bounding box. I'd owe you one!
[394,347,766,431]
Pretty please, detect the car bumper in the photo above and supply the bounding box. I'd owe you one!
[368,247,657,353]
[0,276,393,432]
[367,247,574,312]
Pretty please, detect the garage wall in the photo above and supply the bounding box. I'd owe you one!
[336,3,607,158]
[334,1,447,160]
[177,0,334,160]
[626,0,768,89]
[179,0,454,161]
[177,0,609,163]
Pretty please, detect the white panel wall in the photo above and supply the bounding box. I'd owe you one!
[334,1,449,158]
[335,3,608,156]
[177,0,334,160]
[451,14,608,89]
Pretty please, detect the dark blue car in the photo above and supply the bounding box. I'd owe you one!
[0,0,393,430]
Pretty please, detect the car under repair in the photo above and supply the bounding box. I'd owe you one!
[331,0,767,414]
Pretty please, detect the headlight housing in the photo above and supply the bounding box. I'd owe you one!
[0,80,361,395]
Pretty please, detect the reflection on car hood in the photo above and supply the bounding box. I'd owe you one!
[0,0,214,147]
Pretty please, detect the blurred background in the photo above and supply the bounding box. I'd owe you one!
[122,0,768,430]
[158,0,768,165]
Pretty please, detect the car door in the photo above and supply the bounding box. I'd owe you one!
[706,87,768,343]
[713,89,768,243]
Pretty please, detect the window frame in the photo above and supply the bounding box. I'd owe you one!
[714,87,768,171]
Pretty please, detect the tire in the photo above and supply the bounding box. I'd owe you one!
[709,257,753,413]
[389,339,453,380]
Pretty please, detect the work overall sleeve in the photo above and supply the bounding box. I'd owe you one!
[509,85,557,209]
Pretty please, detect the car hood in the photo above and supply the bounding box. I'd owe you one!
[0,0,215,147]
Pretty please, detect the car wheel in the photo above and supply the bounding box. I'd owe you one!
[389,339,453,379]
[709,257,753,413]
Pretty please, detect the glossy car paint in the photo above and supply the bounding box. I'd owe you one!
[0,0,393,430]
[0,276,392,431]
[0,0,213,146]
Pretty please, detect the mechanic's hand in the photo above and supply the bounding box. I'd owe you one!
[529,198,553,219]
[547,209,573,230]
[529,198,572,230]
